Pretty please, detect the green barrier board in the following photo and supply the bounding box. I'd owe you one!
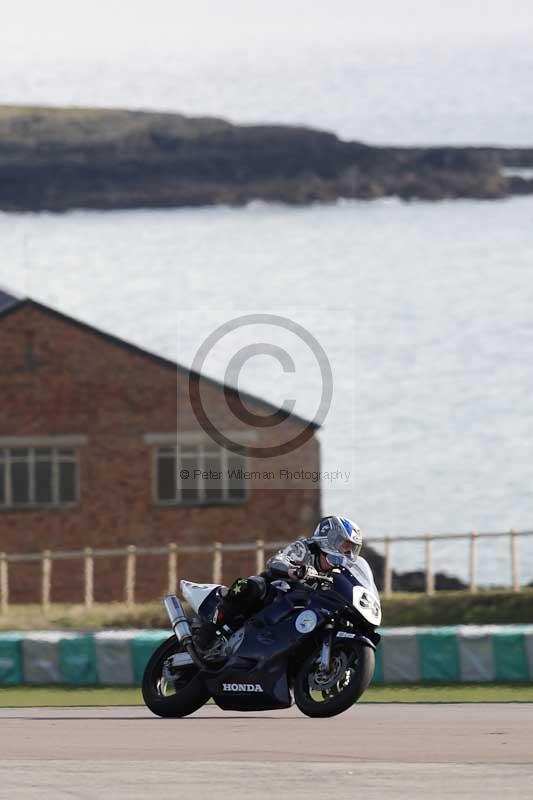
[0,632,25,685]
[1,626,532,686]
[418,628,461,682]
[59,635,98,686]
[493,631,529,682]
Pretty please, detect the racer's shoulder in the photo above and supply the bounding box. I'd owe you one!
[281,537,313,560]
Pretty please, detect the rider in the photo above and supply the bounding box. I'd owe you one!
[193,515,366,658]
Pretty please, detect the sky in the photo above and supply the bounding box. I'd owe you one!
[2,0,532,53]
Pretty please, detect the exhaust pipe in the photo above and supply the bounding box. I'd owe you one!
[164,594,193,645]
[164,594,208,671]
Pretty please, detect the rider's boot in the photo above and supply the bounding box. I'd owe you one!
[192,576,267,661]
[193,621,219,652]
[192,614,229,662]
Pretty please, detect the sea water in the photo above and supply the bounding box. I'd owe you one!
[0,0,532,583]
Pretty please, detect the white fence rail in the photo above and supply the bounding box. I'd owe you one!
[374,528,532,596]
[0,529,532,612]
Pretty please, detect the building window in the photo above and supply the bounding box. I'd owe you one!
[154,443,248,505]
[0,446,79,508]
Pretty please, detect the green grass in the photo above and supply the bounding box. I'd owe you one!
[382,589,533,626]
[0,686,143,706]
[1,683,532,707]
[0,602,166,631]
[1,589,532,631]
[364,683,533,703]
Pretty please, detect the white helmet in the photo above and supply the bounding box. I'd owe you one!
[313,516,362,565]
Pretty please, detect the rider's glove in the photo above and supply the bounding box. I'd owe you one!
[289,565,307,580]
[290,565,319,580]
[304,565,319,580]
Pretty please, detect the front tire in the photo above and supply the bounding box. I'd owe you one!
[142,636,210,718]
[294,642,375,718]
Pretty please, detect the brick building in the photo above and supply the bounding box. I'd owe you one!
[0,292,321,602]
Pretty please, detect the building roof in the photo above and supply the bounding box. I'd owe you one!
[0,296,319,430]
[0,288,19,313]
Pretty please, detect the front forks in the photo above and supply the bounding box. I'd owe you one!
[318,623,335,673]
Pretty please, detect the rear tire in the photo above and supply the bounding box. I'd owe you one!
[142,636,210,718]
[294,642,375,718]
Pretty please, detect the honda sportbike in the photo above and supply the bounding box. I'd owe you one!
[142,560,381,718]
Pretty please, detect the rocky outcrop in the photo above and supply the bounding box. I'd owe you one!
[0,105,532,211]
[362,546,467,593]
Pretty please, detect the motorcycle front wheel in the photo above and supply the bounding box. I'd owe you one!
[293,641,375,718]
[142,635,210,718]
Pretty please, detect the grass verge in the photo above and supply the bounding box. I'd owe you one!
[0,686,143,706]
[363,683,533,702]
[0,602,166,631]
[1,589,532,631]
[382,589,533,626]
[1,683,532,707]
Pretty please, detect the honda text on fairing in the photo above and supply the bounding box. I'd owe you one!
[142,558,381,719]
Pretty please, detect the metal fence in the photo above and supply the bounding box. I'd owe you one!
[0,529,532,612]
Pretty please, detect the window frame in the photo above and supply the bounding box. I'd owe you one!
[0,436,85,510]
[150,437,250,507]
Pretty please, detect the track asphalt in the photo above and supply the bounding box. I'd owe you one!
[0,704,531,799]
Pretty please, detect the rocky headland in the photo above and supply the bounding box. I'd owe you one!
[1,105,532,211]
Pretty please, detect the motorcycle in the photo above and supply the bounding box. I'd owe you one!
[142,558,381,719]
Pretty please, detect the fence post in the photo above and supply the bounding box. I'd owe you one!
[41,550,52,610]
[255,539,265,574]
[84,548,94,608]
[510,529,520,592]
[0,553,8,613]
[125,545,137,606]
[384,537,392,597]
[425,536,435,596]
[167,543,178,594]
[212,542,223,584]
[469,531,478,594]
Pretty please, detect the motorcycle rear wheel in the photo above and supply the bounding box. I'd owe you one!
[293,642,375,718]
[142,635,210,718]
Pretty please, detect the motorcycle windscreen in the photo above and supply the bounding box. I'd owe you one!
[333,557,378,594]
[332,558,378,599]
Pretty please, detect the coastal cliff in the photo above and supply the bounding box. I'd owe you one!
[1,105,532,211]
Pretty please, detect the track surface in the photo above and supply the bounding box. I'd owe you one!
[1,704,532,799]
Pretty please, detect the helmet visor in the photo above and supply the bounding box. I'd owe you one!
[324,540,361,567]
[338,539,362,561]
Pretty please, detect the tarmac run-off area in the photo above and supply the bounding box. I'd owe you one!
[0,704,531,799]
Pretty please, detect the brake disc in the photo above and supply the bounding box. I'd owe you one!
[309,651,349,691]
[162,658,179,681]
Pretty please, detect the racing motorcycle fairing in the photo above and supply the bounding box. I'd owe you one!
[181,580,221,614]
[203,586,327,711]
[352,585,382,626]
[177,565,381,712]
[336,630,381,649]
[205,664,291,711]
[330,567,382,626]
